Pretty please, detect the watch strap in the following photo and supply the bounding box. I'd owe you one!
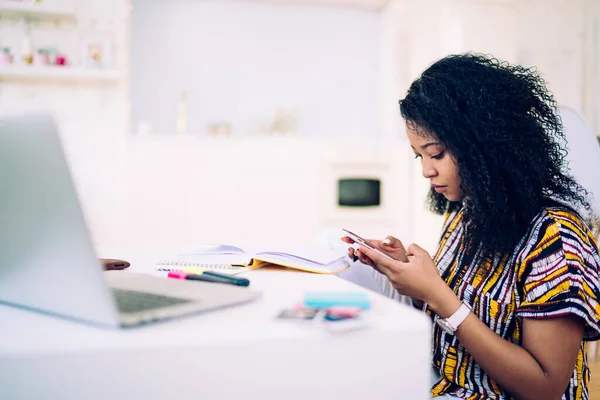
[435,302,471,334]
[446,302,471,331]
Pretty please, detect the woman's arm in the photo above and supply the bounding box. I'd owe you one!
[356,242,584,400]
[430,288,584,400]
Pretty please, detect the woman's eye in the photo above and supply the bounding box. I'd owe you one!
[413,154,422,160]
[431,151,445,160]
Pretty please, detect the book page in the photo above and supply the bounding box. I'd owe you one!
[254,246,348,264]
[251,253,351,274]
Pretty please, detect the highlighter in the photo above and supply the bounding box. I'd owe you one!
[168,271,250,287]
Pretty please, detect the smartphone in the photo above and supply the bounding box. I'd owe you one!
[342,228,399,261]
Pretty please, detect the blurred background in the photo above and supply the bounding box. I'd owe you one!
[1,0,599,259]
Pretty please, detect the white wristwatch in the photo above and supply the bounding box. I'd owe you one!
[434,302,472,335]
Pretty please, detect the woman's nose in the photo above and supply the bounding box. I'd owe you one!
[422,162,437,179]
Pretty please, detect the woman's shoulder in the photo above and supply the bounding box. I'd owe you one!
[537,205,594,238]
[516,205,600,342]
[520,204,598,256]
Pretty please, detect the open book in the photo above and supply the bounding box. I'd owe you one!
[156,244,351,275]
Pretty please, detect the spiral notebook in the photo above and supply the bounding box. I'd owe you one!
[156,244,351,275]
[156,261,248,275]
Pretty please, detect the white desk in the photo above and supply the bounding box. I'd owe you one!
[0,267,432,399]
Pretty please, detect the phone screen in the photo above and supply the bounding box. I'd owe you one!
[342,229,398,261]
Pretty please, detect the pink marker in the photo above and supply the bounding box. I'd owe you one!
[326,306,362,318]
[168,271,188,279]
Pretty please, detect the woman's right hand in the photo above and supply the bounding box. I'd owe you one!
[341,235,408,270]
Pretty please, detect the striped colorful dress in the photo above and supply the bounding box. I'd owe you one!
[429,206,600,399]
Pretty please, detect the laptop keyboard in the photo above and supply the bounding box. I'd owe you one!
[112,289,192,314]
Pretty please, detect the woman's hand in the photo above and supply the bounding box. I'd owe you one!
[341,235,408,271]
[353,241,453,307]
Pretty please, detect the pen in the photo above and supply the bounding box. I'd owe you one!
[168,271,250,287]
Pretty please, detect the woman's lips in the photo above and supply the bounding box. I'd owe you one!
[432,185,447,193]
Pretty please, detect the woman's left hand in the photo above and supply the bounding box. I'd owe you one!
[356,242,449,305]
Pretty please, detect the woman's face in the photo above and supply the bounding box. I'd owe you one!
[406,123,463,201]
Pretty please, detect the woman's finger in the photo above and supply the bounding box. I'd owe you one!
[354,249,372,266]
[370,263,384,274]
[356,244,395,274]
[406,243,431,258]
[341,236,355,244]
[355,250,385,274]
[382,236,403,249]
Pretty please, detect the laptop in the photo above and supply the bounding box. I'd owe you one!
[0,113,261,328]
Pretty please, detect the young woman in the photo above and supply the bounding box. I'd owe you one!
[344,54,600,399]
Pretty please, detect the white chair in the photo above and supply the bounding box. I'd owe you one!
[559,106,600,360]
[559,106,600,216]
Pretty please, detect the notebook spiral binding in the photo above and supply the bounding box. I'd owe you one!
[156,261,242,271]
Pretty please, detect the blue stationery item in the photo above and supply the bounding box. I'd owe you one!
[303,292,371,310]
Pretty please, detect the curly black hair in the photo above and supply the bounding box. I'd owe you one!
[399,53,592,255]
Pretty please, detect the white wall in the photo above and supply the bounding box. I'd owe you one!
[121,136,411,257]
[131,0,381,139]
[2,0,600,260]
[383,0,600,130]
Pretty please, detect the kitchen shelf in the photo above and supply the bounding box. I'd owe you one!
[0,65,123,82]
[0,1,75,20]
